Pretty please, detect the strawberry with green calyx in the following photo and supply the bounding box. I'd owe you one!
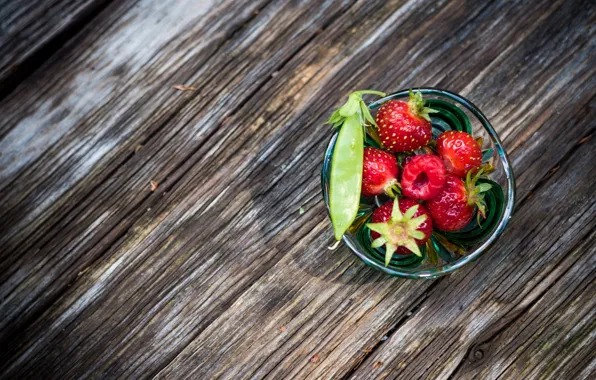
[362,147,400,197]
[326,90,386,240]
[367,198,432,266]
[375,90,438,152]
[466,168,493,222]
[426,169,492,232]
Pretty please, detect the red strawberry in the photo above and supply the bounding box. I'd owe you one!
[368,198,433,265]
[375,90,437,152]
[426,172,492,231]
[436,130,482,177]
[401,154,446,200]
[362,147,399,197]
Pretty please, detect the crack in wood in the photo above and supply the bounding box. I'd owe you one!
[0,0,286,365]
[486,233,595,379]
[0,0,280,339]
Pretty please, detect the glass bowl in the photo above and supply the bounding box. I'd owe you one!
[321,88,516,279]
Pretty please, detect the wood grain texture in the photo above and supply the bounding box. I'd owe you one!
[349,133,596,380]
[0,0,114,96]
[0,0,272,339]
[0,0,595,378]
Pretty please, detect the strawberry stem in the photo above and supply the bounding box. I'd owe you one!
[407,90,438,122]
[355,90,387,96]
[383,179,401,198]
[367,199,427,266]
[465,168,492,222]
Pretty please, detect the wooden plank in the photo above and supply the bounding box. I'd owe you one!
[146,0,593,377]
[455,231,595,379]
[347,137,596,379]
[0,0,377,376]
[0,0,594,378]
[0,0,113,95]
[0,0,271,336]
[151,114,595,379]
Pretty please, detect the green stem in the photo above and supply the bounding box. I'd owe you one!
[357,90,386,97]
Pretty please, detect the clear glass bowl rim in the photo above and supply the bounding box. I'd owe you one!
[321,87,516,279]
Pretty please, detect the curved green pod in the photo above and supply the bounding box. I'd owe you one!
[329,114,364,240]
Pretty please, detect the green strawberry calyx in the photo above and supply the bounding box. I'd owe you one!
[408,90,438,122]
[367,199,427,266]
[465,168,492,223]
[383,179,401,198]
[326,90,386,128]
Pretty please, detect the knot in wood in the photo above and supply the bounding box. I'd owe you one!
[473,349,484,360]
[468,342,490,364]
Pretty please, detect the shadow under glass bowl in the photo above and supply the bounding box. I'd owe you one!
[321,88,516,279]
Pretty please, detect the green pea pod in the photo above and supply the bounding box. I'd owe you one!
[326,90,385,240]
[330,113,363,240]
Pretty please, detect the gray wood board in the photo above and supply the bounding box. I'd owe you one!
[0,0,115,96]
[0,0,594,378]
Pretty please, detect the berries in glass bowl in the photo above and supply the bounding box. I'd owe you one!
[321,88,515,278]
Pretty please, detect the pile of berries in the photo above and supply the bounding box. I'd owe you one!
[327,90,494,266]
[364,93,491,264]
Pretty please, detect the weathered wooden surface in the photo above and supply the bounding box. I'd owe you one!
[0,0,594,378]
[0,0,113,97]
